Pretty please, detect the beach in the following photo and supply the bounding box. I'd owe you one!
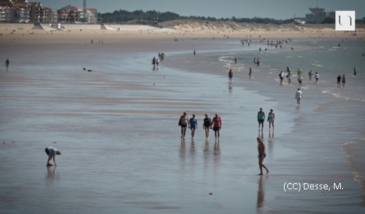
[0,26,365,213]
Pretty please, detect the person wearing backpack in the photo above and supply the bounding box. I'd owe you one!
[203,113,212,140]
[257,108,265,131]
[211,113,222,140]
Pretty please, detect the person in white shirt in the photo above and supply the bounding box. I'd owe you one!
[295,88,303,105]
[315,72,319,84]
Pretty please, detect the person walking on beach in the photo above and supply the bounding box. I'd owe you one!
[234,57,237,64]
[194,50,196,56]
[211,113,222,140]
[257,108,265,131]
[315,72,319,83]
[257,137,269,175]
[228,69,233,82]
[249,67,252,78]
[298,75,303,86]
[279,71,284,84]
[337,75,342,87]
[308,70,313,80]
[189,114,198,139]
[342,74,346,87]
[286,67,290,73]
[257,58,260,66]
[178,112,189,140]
[203,113,212,140]
[267,109,275,130]
[45,147,61,166]
[287,72,292,84]
[295,88,303,105]
[5,59,9,70]
[353,67,356,76]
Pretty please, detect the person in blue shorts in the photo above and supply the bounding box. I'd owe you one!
[45,147,61,166]
[189,114,198,139]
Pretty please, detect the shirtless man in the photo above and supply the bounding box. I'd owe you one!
[178,112,189,140]
[257,137,269,175]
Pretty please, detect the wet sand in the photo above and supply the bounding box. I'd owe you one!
[0,39,299,214]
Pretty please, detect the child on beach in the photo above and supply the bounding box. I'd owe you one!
[45,147,61,166]
[315,72,319,83]
[5,59,9,70]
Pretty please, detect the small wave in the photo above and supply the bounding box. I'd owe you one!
[322,90,365,102]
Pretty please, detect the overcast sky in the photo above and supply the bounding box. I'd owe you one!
[39,0,365,19]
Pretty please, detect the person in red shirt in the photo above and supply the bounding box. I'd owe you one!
[210,113,222,140]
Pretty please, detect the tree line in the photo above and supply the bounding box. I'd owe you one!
[98,9,295,24]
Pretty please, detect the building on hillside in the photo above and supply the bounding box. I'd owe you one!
[58,4,97,24]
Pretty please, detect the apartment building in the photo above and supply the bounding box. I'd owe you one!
[58,4,97,24]
[0,0,30,23]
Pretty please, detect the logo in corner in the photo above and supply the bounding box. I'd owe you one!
[336,11,355,31]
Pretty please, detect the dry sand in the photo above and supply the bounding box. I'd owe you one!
[1,22,364,45]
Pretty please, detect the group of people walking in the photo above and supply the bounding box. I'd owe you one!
[178,112,222,141]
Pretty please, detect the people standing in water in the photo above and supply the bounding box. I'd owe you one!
[337,75,342,87]
[257,137,269,175]
[315,72,319,83]
[211,113,222,140]
[5,59,9,70]
[203,113,212,140]
[295,88,303,105]
[228,69,233,82]
[308,70,313,80]
[257,108,265,131]
[353,67,356,76]
[45,147,61,166]
[189,114,198,139]
[249,67,252,78]
[234,57,237,64]
[257,58,260,66]
[267,109,275,131]
[342,75,346,87]
[178,112,189,140]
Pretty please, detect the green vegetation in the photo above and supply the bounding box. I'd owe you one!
[98,9,294,24]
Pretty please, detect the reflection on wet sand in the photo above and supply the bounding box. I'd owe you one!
[214,141,221,169]
[190,140,195,161]
[256,176,267,213]
[45,166,59,185]
[228,82,232,93]
[268,131,274,156]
